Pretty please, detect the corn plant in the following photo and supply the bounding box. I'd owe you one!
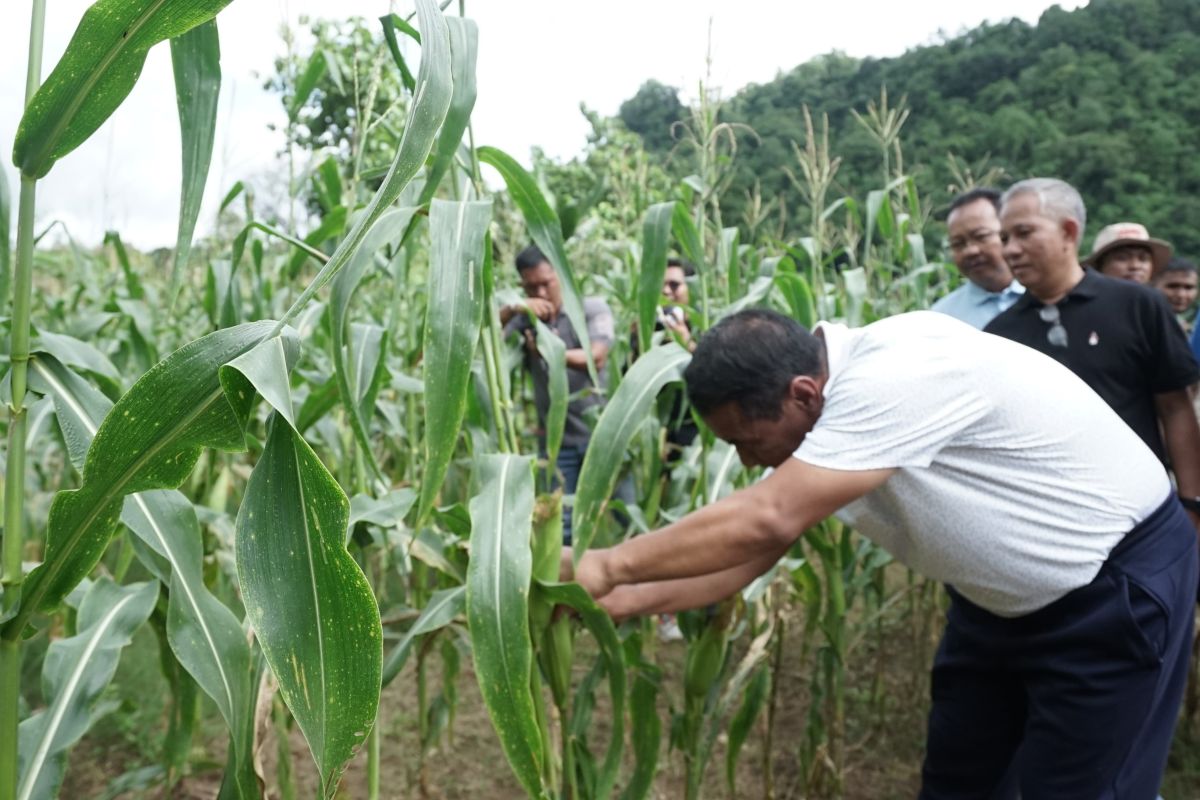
[0,1,465,797]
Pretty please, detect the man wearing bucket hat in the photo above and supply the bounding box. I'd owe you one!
[1083,221,1173,285]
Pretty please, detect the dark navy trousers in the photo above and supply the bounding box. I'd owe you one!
[920,495,1198,800]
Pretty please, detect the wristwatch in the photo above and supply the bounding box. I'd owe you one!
[1179,495,1200,514]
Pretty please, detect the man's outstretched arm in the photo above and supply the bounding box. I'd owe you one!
[573,458,893,605]
[597,548,789,620]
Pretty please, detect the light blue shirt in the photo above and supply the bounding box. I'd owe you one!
[931,279,1025,329]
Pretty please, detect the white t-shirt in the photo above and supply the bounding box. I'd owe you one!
[796,311,1170,617]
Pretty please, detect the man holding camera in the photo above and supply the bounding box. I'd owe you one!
[500,245,618,542]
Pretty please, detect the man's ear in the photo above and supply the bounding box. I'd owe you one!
[1061,217,1082,250]
[788,375,822,409]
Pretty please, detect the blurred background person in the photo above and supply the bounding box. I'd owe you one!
[932,188,1023,328]
[1083,221,1172,285]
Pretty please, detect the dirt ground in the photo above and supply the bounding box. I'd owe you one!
[60,602,1200,800]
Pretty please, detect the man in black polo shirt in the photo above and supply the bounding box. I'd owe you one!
[985,178,1200,529]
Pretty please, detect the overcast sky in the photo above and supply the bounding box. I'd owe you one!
[0,0,1085,250]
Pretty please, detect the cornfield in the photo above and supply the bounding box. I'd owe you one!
[8,2,1185,800]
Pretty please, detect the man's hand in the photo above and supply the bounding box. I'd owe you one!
[572,548,616,603]
[523,298,556,321]
[499,298,557,325]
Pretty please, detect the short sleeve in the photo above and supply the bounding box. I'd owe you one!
[1144,290,1200,393]
[796,335,992,471]
[584,298,615,346]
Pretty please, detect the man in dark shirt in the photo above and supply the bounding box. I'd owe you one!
[985,178,1200,530]
[500,245,619,542]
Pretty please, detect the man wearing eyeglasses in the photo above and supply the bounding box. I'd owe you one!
[984,178,1200,531]
[932,188,1024,329]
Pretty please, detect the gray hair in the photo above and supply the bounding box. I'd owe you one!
[1001,178,1087,249]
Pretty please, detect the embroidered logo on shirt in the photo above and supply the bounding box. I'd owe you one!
[1088,331,1099,346]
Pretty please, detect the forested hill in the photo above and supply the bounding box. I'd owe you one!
[618,0,1200,255]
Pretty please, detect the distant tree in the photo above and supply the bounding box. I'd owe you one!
[619,80,688,153]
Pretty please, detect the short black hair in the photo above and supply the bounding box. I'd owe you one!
[684,308,825,420]
[667,256,696,277]
[947,188,1001,217]
[1161,256,1197,276]
[515,244,548,274]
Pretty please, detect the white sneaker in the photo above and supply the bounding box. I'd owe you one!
[657,616,683,642]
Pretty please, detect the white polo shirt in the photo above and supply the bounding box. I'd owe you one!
[796,311,1169,617]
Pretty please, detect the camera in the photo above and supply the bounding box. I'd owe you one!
[657,305,685,327]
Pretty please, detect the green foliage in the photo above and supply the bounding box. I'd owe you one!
[619,80,688,153]
[17,579,158,800]
[13,0,234,178]
[465,455,547,800]
[169,19,222,310]
[619,0,1200,255]
[263,16,410,194]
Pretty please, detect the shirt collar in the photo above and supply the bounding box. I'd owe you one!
[1011,267,1100,311]
[965,279,1023,306]
[813,320,851,397]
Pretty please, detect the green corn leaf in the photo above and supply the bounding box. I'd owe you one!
[169,19,221,310]
[121,490,250,749]
[296,377,339,435]
[280,0,452,328]
[287,206,347,280]
[329,206,418,487]
[219,331,300,425]
[26,355,112,473]
[725,665,769,794]
[218,180,244,214]
[477,146,596,384]
[313,157,343,215]
[347,488,417,531]
[418,199,491,523]
[620,660,662,800]
[717,275,775,321]
[466,454,548,800]
[16,579,158,800]
[32,330,121,387]
[320,47,344,94]
[670,202,707,276]
[531,318,567,470]
[290,50,327,119]
[381,585,465,687]
[25,355,256,796]
[842,266,868,328]
[379,13,419,93]
[700,623,775,792]
[572,344,690,561]
[103,231,144,300]
[1,321,280,640]
[705,441,742,505]
[536,581,626,800]
[221,334,378,796]
[347,322,389,414]
[12,0,236,178]
[204,259,242,330]
[216,645,267,800]
[235,413,382,799]
[636,202,676,356]
[718,227,741,301]
[774,271,816,329]
[417,18,478,205]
